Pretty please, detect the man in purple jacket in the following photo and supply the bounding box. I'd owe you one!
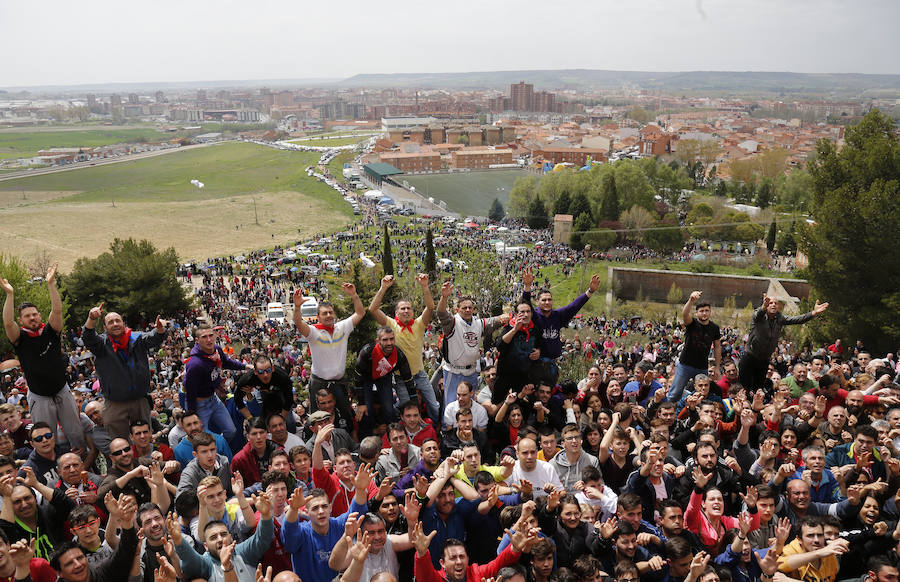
[184,324,251,442]
[521,267,601,360]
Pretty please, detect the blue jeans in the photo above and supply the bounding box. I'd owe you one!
[667,362,708,402]
[395,371,441,426]
[195,395,237,442]
[442,369,479,408]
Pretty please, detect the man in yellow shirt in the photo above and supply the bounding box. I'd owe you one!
[369,274,440,426]
[777,517,848,582]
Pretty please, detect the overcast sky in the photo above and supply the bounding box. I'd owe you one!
[3,0,897,88]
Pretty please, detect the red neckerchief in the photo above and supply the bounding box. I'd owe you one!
[314,323,334,335]
[201,349,222,367]
[21,324,45,338]
[507,315,534,342]
[110,328,132,354]
[395,317,414,334]
[371,343,398,380]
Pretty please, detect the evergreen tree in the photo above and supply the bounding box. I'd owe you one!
[382,224,394,276]
[570,213,593,250]
[424,227,436,280]
[568,192,593,223]
[766,219,777,252]
[489,198,505,222]
[0,255,71,354]
[715,180,728,197]
[599,173,619,221]
[756,180,773,209]
[552,191,571,216]
[526,195,550,230]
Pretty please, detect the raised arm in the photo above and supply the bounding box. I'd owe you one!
[46,263,63,332]
[683,291,701,326]
[597,411,620,463]
[84,302,104,330]
[292,288,312,337]
[437,281,453,318]
[418,273,434,322]
[367,276,393,326]
[344,283,366,326]
[1,278,19,345]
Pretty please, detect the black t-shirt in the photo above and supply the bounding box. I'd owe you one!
[680,319,721,369]
[14,325,67,396]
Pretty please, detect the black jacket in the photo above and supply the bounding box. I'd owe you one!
[355,343,416,398]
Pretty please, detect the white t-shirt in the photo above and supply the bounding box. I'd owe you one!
[305,317,355,380]
[575,486,619,521]
[443,400,489,430]
[507,459,563,498]
[360,537,399,582]
[271,431,304,451]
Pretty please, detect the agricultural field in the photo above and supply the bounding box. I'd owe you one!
[0,128,178,160]
[0,142,353,269]
[400,169,531,216]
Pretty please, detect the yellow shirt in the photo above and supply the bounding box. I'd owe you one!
[453,464,506,497]
[386,315,427,375]
[778,538,839,582]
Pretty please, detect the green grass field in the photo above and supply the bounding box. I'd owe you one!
[401,169,531,216]
[327,151,355,185]
[0,142,350,213]
[0,129,178,161]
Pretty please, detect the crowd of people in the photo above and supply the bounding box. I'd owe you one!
[0,224,898,582]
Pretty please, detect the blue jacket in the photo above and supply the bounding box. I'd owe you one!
[82,327,165,401]
[714,545,765,582]
[421,498,479,569]
[174,431,233,467]
[183,344,246,409]
[825,443,887,482]
[281,499,367,582]
[791,467,841,503]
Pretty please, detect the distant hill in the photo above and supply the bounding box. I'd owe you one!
[337,69,900,96]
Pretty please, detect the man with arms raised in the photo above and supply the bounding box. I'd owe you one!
[369,273,441,425]
[235,355,297,432]
[668,291,722,402]
[1,265,85,452]
[436,281,509,406]
[82,302,169,439]
[184,324,251,443]
[293,283,365,424]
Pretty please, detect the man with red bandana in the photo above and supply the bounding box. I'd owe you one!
[1,265,85,451]
[354,327,417,429]
[82,302,169,439]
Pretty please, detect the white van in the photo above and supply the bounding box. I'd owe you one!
[266,302,286,323]
[300,298,320,324]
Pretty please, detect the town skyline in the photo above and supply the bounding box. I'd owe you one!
[3,0,898,88]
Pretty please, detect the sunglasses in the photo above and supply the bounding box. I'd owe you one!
[110,446,132,457]
[256,368,273,374]
[31,433,53,443]
[71,518,100,532]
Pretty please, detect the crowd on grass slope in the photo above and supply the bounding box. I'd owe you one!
[0,224,899,582]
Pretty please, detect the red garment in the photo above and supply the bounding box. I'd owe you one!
[371,343,398,380]
[313,323,334,335]
[506,315,534,342]
[685,489,760,554]
[0,557,57,582]
[395,317,415,333]
[807,387,879,414]
[312,467,377,517]
[110,328,132,354]
[21,324,45,338]
[414,544,522,582]
[231,442,265,485]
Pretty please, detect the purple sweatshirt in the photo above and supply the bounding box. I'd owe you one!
[522,290,590,359]
[183,344,246,410]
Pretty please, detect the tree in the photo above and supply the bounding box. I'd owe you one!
[755,179,773,209]
[777,222,797,254]
[598,172,619,221]
[0,255,72,354]
[583,228,617,251]
[568,192,592,223]
[526,195,550,230]
[801,109,900,351]
[488,198,505,222]
[666,282,684,305]
[643,219,685,252]
[382,223,394,276]
[619,205,656,243]
[714,180,728,197]
[614,162,656,213]
[336,260,381,375]
[627,106,653,124]
[65,238,192,327]
[570,212,593,250]
[424,227,436,281]
[508,176,538,219]
[552,191,571,216]
[756,147,791,180]
[766,219,777,252]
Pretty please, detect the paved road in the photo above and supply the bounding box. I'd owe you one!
[0,141,225,182]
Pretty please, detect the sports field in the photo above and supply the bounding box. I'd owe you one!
[0,142,352,268]
[400,169,533,217]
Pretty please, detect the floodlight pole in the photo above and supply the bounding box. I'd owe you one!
[253,197,259,225]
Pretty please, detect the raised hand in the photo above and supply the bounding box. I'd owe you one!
[740,485,759,509]
[689,552,710,578]
[812,300,829,316]
[165,513,183,546]
[288,488,310,512]
[589,274,601,293]
[220,540,237,571]
[354,463,376,491]
[89,302,105,321]
[232,471,245,497]
[415,273,428,287]
[410,521,436,557]
[510,526,541,553]
[0,278,13,295]
[440,281,453,299]
[256,564,274,582]
[8,538,34,569]
[401,492,422,524]
[251,491,272,519]
[348,531,372,562]
[155,315,168,333]
[315,423,335,446]
[155,554,178,582]
[381,275,395,289]
[46,263,58,284]
[342,282,357,296]
[344,512,364,538]
[17,466,38,489]
[598,517,619,539]
[523,267,534,287]
[692,467,711,489]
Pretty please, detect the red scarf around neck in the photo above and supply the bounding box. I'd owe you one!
[371,343,398,380]
[507,315,534,342]
[313,322,334,335]
[111,328,132,354]
[21,324,45,338]
[201,349,222,367]
[395,317,414,334]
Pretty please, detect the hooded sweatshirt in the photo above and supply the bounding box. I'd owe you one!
[183,344,247,410]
